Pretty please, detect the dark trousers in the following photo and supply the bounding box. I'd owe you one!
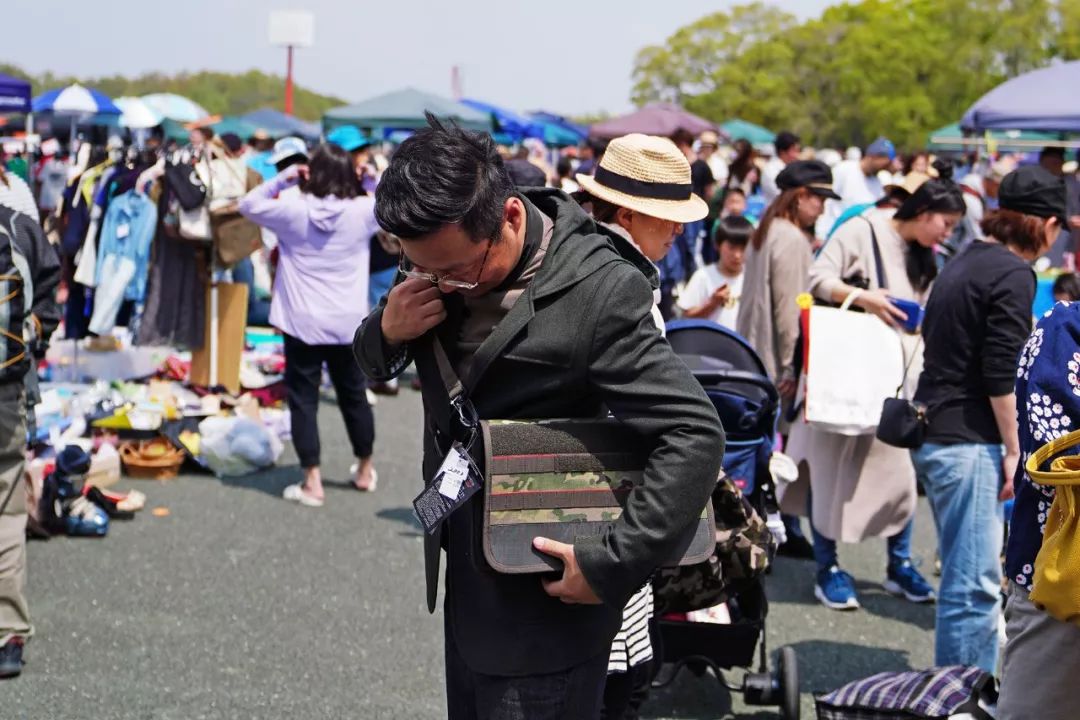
[445,627,608,720]
[600,660,653,720]
[282,333,374,468]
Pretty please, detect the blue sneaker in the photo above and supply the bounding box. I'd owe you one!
[815,565,860,610]
[883,559,936,603]
[0,638,24,679]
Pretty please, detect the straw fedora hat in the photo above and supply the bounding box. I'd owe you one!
[576,134,709,224]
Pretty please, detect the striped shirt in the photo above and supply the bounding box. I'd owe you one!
[0,172,39,222]
[607,584,654,673]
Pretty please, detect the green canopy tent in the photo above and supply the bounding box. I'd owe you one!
[719,118,775,147]
[927,122,1062,152]
[323,88,492,135]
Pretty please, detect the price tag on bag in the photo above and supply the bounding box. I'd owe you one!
[438,445,471,499]
[412,441,482,535]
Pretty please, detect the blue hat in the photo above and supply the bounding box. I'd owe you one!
[268,136,309,165]
[865,137,896,161]
[327,125,373,153]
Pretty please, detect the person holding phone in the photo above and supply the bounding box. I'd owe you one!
[788,163,965,612]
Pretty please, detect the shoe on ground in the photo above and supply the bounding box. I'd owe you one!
[283,483,324,508]
[815,565,860,610]
[883,558,936,603]
[365,388,378,406]
[777,533,816,561]
[0,638,24,679]
[369,380,399,396]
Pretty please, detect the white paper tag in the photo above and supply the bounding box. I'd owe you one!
[116,223,131,239]
[438,445,471,499]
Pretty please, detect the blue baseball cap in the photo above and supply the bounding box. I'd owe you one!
[327,125,373,153]
[865,137,896,161]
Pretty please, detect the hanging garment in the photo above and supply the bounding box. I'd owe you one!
[86,191,158,336]
[135,185,206,349]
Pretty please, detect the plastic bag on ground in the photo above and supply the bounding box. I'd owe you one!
[198,416,283,477]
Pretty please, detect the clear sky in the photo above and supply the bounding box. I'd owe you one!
[6,0,836,116]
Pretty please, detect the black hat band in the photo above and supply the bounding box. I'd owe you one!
[594,166,692,201]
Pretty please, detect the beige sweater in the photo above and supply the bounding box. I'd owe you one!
[736,218,813,382]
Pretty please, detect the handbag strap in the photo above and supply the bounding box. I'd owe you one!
[862,216,887,291]
[1026,428,1080,486]
[892,334,924,398]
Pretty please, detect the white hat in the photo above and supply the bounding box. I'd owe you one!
[269,136,308,166]
[575,134,708,224]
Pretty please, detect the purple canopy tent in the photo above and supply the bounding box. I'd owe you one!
[961,61,1080,132]
[589,103,720,140]
[0,73,31,114]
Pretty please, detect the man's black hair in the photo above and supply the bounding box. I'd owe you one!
[713,215,753,248]
[305,142,360,200]
[774,131,801,154]
[375,112,514,242]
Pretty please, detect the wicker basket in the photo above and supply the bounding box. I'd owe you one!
[120,438,186,480]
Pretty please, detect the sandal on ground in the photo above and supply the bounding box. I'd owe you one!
[283,483,325,507]
[349,464,378,492]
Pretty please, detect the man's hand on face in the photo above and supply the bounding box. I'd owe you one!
[381,277,447,346]
[533,537,602,605]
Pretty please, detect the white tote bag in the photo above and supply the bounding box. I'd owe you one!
[802,292,904,436]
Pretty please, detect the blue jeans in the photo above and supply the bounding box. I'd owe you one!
[810,512,914,572]
[911,442,1003,672]
[231,256,271,327]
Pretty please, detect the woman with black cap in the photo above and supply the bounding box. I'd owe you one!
[787,165,966,615]
[737,160,839,562]
[913,165,1063,673]
[738,159,840,394]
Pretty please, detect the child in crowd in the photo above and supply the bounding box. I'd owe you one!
[678,215,752,329]
[1052,271,1080,302]
[720,187,748,220]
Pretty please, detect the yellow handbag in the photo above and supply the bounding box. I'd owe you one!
[1026,428,1080,626]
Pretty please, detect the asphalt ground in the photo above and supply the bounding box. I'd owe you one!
[8,384,937,719]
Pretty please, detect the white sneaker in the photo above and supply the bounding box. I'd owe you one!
[366,388,378,406]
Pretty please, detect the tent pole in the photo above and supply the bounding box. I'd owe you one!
[209,258,219,389]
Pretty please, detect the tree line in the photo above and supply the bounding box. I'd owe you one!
[631,0,1080,150]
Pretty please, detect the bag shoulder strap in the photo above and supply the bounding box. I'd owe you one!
[861,216,887,291]
[1026,428,1080,486]
[0,216,32,318]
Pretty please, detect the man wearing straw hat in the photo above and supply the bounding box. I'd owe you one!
[355,116,723,719]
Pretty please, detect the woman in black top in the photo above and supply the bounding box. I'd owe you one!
[911,165,1064,673]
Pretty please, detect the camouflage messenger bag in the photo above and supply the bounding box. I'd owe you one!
[480,417,716,574]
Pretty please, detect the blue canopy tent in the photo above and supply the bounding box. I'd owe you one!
[459,99,584,148]
[529,111,588,139]
[0,73,31,114]
[240,108,321,139]
[460,98,537,141]
[962,61,1080,134]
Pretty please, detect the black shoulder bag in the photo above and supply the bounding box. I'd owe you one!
[875,337,927,448]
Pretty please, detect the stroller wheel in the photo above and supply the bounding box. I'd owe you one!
[777,646,800,720]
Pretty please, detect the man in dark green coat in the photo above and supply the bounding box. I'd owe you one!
[354,116,724,719]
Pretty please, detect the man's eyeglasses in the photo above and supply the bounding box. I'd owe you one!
[398,240,493,291]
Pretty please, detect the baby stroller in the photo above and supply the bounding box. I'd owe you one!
[652,319,800,720]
